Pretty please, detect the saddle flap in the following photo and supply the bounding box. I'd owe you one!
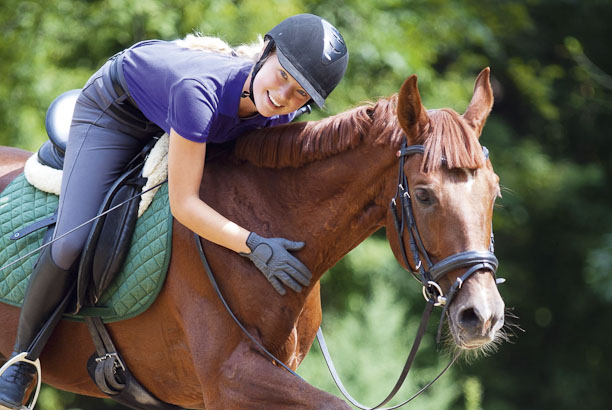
[77,164,147,309]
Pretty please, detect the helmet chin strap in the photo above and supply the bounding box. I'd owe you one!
[242,40,276,108]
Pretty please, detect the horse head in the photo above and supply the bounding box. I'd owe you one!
[386,68,505,351]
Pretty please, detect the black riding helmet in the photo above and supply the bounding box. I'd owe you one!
[246,14,349,108]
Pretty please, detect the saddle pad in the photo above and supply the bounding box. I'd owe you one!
[0,173,172,323]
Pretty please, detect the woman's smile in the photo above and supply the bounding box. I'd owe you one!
[267,91,284,108]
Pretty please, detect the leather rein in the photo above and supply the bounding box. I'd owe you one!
[195,138,500,409]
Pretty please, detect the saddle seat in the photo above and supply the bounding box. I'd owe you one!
[38,89,80,170]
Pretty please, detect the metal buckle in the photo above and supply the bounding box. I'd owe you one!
[95,353,126,373]
[422,281,447,306]
[0,353,42,410]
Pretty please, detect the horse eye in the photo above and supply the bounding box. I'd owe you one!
[414,188,431,204]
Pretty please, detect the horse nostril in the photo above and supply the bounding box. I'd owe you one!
[458,307,482,331]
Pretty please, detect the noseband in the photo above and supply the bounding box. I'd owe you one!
[390,140,499,341]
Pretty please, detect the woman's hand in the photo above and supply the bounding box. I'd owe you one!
[240,232,312,295]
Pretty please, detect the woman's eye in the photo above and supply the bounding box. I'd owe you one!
[280,70,288,80]
[414,188,431,204]
[297,90,307,97]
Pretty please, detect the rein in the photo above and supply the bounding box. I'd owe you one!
[196,139,502,409]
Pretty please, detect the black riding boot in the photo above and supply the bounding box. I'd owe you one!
[0,246,73,409]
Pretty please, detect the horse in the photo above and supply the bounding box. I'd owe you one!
[0,68,505,409]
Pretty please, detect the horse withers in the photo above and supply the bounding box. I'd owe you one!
[0,68,505,409]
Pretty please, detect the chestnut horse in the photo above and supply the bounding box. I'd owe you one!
[0,69,504,409]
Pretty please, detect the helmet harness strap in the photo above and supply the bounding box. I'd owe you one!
[242,39,276,108]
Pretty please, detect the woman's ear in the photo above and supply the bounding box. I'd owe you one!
[462,67,494,138]
[397,75,429,144]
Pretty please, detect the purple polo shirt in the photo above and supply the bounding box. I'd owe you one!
[121,40,295,143]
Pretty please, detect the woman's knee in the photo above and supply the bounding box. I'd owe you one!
[50,237,85,271]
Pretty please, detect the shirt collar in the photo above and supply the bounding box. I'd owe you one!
[218,61,257,123]
[219,60,285,124]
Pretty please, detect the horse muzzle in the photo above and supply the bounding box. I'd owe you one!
[446,270,505,349]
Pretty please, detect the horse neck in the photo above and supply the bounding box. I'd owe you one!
[243,142,397,280]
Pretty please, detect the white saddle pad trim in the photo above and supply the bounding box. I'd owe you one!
[23,133,169,218]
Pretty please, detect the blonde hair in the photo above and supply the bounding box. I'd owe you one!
[175,33,265,61]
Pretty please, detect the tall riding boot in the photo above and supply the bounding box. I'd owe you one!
[0,246,73,409]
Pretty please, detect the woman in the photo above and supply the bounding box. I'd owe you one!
[0,13,348,409]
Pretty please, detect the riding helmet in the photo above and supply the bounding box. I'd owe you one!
[248,14,349,108]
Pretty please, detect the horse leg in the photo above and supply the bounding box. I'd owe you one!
[207,339,351,410]
[171,273,347,409]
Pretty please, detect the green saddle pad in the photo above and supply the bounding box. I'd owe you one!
[0,173,172,323]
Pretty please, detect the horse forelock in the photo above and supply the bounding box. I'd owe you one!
[417,108,486,173]
[233,97,404,169]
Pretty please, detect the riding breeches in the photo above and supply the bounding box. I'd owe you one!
[51,53,162,270]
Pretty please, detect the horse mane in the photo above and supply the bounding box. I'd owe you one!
[234,97,485,172]
[234,97,403,168]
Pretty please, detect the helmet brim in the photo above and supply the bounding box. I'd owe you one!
[275,48,326,108]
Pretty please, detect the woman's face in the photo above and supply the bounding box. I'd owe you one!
[252,53,311,117]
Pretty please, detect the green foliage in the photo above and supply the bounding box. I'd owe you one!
[463,377,483,410]
[2,0,612,409]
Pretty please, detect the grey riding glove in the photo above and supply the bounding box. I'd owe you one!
[240,232,312,295]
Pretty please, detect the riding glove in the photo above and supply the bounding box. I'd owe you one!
[240,232,312,295]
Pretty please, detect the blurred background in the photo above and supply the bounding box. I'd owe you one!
[1,0,611,409]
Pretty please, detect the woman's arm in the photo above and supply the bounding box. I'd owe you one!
[167,128,250,253]
[168,128,311,294]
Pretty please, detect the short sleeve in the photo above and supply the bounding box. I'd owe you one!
[167,78,219,142]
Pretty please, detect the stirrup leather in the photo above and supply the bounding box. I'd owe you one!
[0,353,41,410]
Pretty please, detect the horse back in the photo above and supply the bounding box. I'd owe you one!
[0,146,31,192]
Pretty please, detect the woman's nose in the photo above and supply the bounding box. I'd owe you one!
[280,84,293,102]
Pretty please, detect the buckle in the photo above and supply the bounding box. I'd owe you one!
[95,353,126,373]
[422,281,446,306]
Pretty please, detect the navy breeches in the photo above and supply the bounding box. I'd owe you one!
[51,54,162,270]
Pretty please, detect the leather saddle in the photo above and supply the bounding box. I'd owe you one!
[32,89,154,313]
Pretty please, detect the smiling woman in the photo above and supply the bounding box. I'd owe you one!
[240,53,311,117]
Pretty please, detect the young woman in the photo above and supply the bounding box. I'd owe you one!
[0,13,348,409]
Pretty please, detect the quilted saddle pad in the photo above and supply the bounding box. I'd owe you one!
[0,173,172,323]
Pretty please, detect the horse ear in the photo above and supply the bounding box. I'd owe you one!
[397,75,429,143]
[462,67,494,138]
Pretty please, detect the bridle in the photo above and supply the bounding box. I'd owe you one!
[389,139,499,342]
[196,138,502,410]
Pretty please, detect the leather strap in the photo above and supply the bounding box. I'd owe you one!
[193,233,304,380]
[317,323,460,410]
[11,213,57,240]
[85,317,126,395]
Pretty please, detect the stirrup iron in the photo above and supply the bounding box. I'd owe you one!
[0,353,41,410]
